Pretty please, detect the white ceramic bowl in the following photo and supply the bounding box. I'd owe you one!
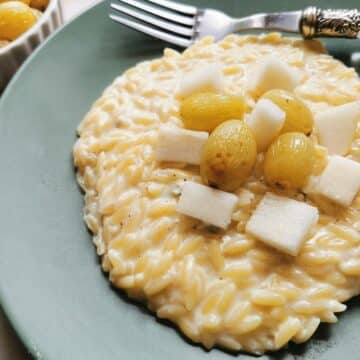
[0,0,63,91]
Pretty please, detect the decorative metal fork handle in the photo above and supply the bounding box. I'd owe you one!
[301,7,360,39]
[110,1,360,47]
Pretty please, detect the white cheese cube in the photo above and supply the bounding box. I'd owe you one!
[315,101,360,155]
[156,126,208,165]
[316,156,360,206]
[246,193,319,256]
[177,181,238,229]
[177,63,224,98]
[252,57,301,95]
[247,99,285,152]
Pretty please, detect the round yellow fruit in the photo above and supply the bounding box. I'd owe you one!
[180,92,245,132]
[30,0,48,10]
[201,120,257,191]
[264,132,315,190]
[262,89,314,135]
[0,1,36,41]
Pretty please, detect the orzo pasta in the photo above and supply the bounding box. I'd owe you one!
[73,33,360,354]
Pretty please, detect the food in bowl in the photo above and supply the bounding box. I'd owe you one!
[0,0,49,44]
[73,33,360,354]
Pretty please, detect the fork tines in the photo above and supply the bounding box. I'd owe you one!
[110,0,197,47]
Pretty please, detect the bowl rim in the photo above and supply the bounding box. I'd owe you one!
[0,0,61,55]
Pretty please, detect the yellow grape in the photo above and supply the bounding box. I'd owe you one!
[0,2,36,41]
[180,92,245,132]
[30,0,48,10]
[201,120,257,191]
[262,89,314,135]
[264,132,315,190]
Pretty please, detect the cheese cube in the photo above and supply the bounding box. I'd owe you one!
[156,126,208,165]
[177,181,238,229]
[252,57,301,95]
[246,193,319,256]
[177,63,224,98]
[247,99,286,152]
[316,156,360,206]
[315,101,360,155]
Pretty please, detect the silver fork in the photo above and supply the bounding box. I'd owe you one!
[109,0,360,48]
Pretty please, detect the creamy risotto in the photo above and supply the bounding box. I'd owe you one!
[73,33,360,354]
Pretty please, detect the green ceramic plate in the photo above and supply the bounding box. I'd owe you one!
[0,0,359,359]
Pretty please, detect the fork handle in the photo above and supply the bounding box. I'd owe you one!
[301,6,360,39]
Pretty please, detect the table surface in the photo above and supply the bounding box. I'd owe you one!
[0,2,101,358]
